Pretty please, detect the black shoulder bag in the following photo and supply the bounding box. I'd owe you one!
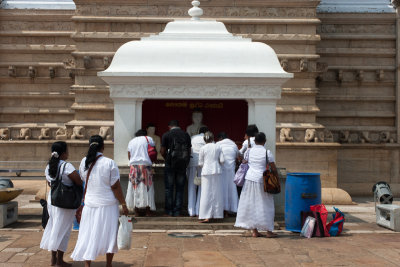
[51,162,83,209]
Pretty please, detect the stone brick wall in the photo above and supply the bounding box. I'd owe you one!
[317,10,400,195]
[0,9,75,140]
[0,1,399,196]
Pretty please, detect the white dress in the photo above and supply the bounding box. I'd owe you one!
[187,133,205,216]
[71,154,120,261]
[217,138,239,213]
[198,143,225,219]
[40,161,77,252]
[126,136,156,211]
[235,145,275,231]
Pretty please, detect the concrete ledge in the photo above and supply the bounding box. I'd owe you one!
[132,229,166,233]
[322,188,354,205]
[166,229,213,234]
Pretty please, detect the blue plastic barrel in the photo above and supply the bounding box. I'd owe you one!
[285,172,321,232]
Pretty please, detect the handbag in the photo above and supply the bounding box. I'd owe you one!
[40,180,49,229]
[40,199,49,229]
[145,136,157,162]
[51,162,83,209]
[263,151,281,194]
[193,176,201,186]
[75,155,102,223]
[193,167,201,186]
[234,149,250,187]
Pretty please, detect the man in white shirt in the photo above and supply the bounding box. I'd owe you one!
[216,132,239,216]
[187,126,208,216]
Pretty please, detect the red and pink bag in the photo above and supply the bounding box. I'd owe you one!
[145,136,157,162]
[310,204,330,237]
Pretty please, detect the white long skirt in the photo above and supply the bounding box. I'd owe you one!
[187,166,201,216]
[221,165,238,213]
[40,194,75,252]
[199,174,224,219]
[235,180,275,231]
[126,181,156,211]
[71,204,119,261]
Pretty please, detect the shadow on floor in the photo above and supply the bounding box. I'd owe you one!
[87,262,132,267]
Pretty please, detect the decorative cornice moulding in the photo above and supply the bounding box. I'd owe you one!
[109,84,281,100]
[0,0,75,10]
[317,0,395,13]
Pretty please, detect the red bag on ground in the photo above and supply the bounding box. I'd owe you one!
[326,207,345,236]
[310,204,330,237]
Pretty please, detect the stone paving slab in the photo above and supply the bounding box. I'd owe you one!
[0,231,398,266]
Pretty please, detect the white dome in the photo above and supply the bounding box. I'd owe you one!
[99,18,291,78]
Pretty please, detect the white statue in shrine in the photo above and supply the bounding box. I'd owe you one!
[186,110,207,137]
[146,123,163,160]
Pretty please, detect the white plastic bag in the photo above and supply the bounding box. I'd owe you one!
[300,216,316,238]
[117,215,132,250]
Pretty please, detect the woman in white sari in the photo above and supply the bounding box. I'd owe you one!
[40,141,82,267]
[71,135,128,267]
[235,132,278,238]
[198,131,225,223]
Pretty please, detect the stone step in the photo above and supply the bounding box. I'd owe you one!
[133,220,236,230]
[14,215,284,231]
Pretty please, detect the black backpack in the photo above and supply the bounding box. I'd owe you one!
[168,134,190,169]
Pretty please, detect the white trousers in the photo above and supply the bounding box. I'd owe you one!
[187,166,201,216]
[222,164,239,213]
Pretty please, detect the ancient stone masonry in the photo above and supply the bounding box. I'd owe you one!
[316,1,400,195]
[0,9,76,144]
[0,0,399,196]
[317,13,397,141]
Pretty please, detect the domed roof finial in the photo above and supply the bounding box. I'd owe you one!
[188,0,203,20]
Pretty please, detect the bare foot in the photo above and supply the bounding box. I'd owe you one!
[55,261,72,267]
[199,219,210,223]
[51,251,57,266]
[145,211,156,217]
[252,232,265,238]
[266,231,278,238]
